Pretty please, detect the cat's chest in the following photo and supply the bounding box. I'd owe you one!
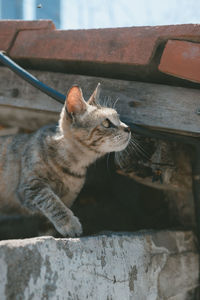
[49,170,85,205]
[62,174,85,192]
[60,176,85,207]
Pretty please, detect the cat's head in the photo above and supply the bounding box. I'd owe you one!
[59,84,131,154]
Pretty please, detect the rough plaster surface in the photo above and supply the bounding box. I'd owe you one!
[0,231,198,300]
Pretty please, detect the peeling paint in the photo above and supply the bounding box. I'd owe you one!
[102,237,107,248]
[4,247,42,299]
[118,238,124,249]
[0,231,198,300]
[101,255,106,268]
[129,265,137,291]
[56,240,74,259]
[42,255,58,298]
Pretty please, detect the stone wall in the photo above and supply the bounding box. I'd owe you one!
[0,230,198,300]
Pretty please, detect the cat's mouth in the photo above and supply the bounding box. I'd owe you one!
[115,132,131,152]
[123,132,131,147]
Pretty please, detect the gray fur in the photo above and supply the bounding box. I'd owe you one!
[0,85,130,236]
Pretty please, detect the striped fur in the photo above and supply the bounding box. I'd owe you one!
[0,85,130,236]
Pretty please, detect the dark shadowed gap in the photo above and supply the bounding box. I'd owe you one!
[0,154,188,240]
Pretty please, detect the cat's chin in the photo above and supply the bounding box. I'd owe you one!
[114,144,128,153]
[113,135,131,152]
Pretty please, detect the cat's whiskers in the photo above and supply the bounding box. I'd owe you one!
[115,147,128,169]
[101,95,110,108]
[129,138,150,159]
[112,98,119,109]
[113,135,121,142]
[100,96,120,109]
[114,135,151,169]
[127,141,144,159]
[107,96,112,108]
[114,152,124,169]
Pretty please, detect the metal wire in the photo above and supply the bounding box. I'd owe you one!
[0,51,65,104]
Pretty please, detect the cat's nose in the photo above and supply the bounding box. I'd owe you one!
[124,126,131,133]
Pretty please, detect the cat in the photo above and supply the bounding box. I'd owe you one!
[0,84,131,237]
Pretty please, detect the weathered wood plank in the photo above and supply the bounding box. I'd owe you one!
[0,67,200,135]
[0,106,58,131]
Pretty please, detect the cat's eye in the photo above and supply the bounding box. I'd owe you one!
[102,119,111,128]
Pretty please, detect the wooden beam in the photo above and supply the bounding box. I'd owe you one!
[0,106,58,131]
[0,67,200,135]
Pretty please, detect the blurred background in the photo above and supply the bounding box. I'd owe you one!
[0,0,199,29]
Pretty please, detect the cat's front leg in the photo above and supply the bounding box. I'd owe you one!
[17,183,82,237]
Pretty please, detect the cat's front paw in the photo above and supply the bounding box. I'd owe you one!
[58,215,83,237]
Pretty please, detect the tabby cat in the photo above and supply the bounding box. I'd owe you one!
[0,84,131,236]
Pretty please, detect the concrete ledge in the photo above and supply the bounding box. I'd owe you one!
[0,231,198,300]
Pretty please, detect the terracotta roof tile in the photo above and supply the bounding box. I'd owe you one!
[9,24,200,66]
[159,40,200,84]
[0,20,55,51]
[1,21,200,85]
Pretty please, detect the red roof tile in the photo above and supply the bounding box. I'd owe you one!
[0,20,55,51]
[9,24,200,66]
[159,40,200,83]
[1,21,200,85]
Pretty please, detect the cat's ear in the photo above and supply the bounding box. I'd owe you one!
[65,85,87,116]
[88,83,101,106]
